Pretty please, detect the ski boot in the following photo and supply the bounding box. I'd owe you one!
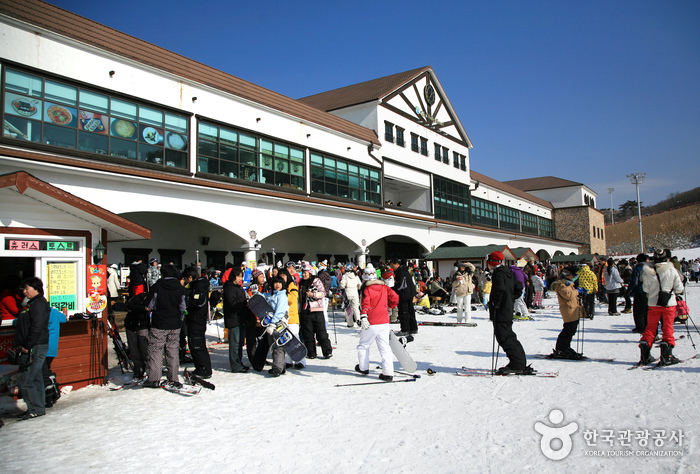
[659,342,681,366]
[638,341,656,366]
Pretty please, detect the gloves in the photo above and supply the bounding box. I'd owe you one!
[578,288,587,295]
[249,284,259,294]
[265,324,275,336]
[360,316,370,330]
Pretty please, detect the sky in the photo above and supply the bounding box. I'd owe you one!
[45,0,700,209]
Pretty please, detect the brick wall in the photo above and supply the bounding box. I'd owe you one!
[554,206,606,254]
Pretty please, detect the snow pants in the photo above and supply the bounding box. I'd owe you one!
[455,294,472,323]
[125,327,149,377]
[513,295,529,318]
[398,296,418,333]
[641,306,675,347]
[493,319,526,370]
[186,316,212,376]
[146,328,180,383]
[300,311,332,358]
[633,294,648,332]
[555,320,579,352]
[227,325,247,372]
[17,343,48,416]
[345,294,360,326]
[356,323,393,376]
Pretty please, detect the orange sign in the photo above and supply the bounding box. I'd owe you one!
[87,264,107,295]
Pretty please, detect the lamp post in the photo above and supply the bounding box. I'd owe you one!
[607,188,614,225]
[93,241,106,264]
[627,173,646,253]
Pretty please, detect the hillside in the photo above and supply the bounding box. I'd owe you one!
[605,203,700,254]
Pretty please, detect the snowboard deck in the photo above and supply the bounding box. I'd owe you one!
[389,331,417,373]
[184,369,215,390]
[248,294,307,369]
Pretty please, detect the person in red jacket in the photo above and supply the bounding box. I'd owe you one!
[355,265,399,381]
[0,274,23,320]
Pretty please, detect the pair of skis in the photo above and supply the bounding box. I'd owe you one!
[455,366,558,378]
[628,353,699,371]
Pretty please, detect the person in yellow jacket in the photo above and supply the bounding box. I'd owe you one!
[550,266,586,360]
[280,269,305,369]
[576,261,598,319]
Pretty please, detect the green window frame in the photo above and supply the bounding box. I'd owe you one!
[2,67,189,169]
[310,152,380,205]
[471,197,498,227]
[499,206,520,231]
[538,217,553,238]
[522,212,539,235]
[197,122,305,190]
[434,177,470,224]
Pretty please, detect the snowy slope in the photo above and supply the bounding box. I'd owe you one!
[2,269,700,472]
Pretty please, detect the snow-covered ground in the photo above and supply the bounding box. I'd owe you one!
[2,258,700,472]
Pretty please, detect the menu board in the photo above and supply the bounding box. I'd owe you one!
[47,262,78,313]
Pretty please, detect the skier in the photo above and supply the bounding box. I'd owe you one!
[263,276,290,377]
[339,263,361,327]
[638,249,684,366]
[355,266,399,381]
[549,266,585,359]
[486,251,533,375]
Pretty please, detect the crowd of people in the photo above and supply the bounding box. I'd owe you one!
[1,248,696,423]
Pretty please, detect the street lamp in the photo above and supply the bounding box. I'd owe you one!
[627,172,646,253]
[93,241,106,264]
[607,188,614,225]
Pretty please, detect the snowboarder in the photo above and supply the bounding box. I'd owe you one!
[264,276,290,377]
[638,249,685,366]
[487,251,533,375]
[550,266,585,359]
[356,266,399,381]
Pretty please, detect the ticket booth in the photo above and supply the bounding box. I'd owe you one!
[0,171,150,391]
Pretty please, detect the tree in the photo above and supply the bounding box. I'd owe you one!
[618,200,642,216]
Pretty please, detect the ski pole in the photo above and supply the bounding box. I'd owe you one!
[491,325,499,375]
[684,319,696,350]
[335,378,417,387]
[376,366,421,378]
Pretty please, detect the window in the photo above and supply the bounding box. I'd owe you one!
[396,127,405,147]
[442,147,449,164]
[539,217,553,238]
[384,121,394,142]
[310,152,380,205]
[592,226,596,239]
[2,67,189,169]
[500,206,520,231]
[521,212,538,235]
[197,122,305,190]
[420,137,428,156]
[434,177,470,224]
[471,197,498,227]
[434,143,442,162]
[453,151,460,168]
[411,133,419,153]
[460,154,466,171]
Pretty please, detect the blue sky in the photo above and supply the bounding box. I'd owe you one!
[47,0,700,209]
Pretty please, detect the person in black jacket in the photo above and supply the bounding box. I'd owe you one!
[143,265,186,388]
[629,254,650,333]
[223,267,251,373]
[14,277,50,420]
[486,252,533,375]
[389,259,417,336]
[182,266,212,379]
[124,292,151,378]
[129,259,148,297]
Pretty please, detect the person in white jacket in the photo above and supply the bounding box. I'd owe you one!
[452,262,476,325]
[339,263,361,327]
[603,258,624,315]
[638,249,684,366]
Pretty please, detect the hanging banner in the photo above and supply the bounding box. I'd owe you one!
[87,264,107,295]
[47,262,78,313]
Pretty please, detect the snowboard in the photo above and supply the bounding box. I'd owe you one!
[389,331,417,373]
[161,380,201,395]
[248,294,307,368]
[184,369,215,390]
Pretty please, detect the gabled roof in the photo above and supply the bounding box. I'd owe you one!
[504,176,584,192]
[0,171,151,242]
[0,0,379,147]
[297,67,432,111]
[509,247,537,260]
[470,170,553,209]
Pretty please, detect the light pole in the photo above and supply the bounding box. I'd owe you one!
[607,188,614,225]
[627,172,646,253]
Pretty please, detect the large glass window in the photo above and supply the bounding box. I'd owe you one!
[471,197,498,227]
[499,206,520,231]
[197,122,304,190]
[2,67,189,169]
[434,177,470,224]
[522,212,539,235]
[310,152,380,204]
[538,217,553,238]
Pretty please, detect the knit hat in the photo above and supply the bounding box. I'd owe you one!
[251,269,264,280]
[363,264,377,281]
[487,251,504,264]
[381,269,394,280]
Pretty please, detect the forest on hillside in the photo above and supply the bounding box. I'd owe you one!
[600,186,700,226]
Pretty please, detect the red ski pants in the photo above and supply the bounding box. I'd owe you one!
[640,305,675,347]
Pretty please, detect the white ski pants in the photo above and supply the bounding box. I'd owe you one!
[455,294,472,323]
[356,323,393,376]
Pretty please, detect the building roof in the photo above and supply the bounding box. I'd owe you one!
[0,0,380,147]
[423,245,515,261]
[470,170,553,209]
[503,176,584,192]
[297,66,432,111]
[0,171,151,241]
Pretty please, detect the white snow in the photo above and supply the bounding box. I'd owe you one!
[3,261,700,472]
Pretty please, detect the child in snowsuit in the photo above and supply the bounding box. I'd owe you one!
[551,267,585,359]
[264,276,290,377]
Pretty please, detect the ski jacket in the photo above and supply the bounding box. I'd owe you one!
[641,262,684,307]
[125,293,151,331]
[107,267,120,298]
[393,265,416,300]
[186,276,210,322]
[223,280,249,328]
[147,277,186,330]
[604,266,624,292]
[629,262,647,296]
[531,274,545,292]
[299,276,325,313]
[489,265,522,322]
[576,267,598,294]
[147,265,161,288]
[340,271,362,298]
[452,266,475,297]
[129,262,148,287]
[552,278,583,323]
[360,280,399,325]
[47,308,67,357]
[510,265,528,289]
[285,281,299,325]
[264,289,289,324]
[0,289,22,320]
[13,293,50,350]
